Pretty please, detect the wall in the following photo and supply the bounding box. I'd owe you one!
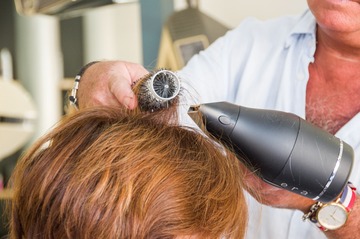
[174,0,308,28]
[82,3,143,64]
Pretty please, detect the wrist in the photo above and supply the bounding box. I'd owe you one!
[302,182,357,231]
[69,61,100,110]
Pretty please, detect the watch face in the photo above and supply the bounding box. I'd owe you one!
[317,203,348,230]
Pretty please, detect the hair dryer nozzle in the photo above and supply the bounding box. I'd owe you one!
[188,101,354,202]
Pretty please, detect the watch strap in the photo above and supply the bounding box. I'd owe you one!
[339,182,356,211]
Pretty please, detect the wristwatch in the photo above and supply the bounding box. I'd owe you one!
[302,182,357,231]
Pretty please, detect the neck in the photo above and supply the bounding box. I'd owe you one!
[317,27,360,62]
[306,28,360,134]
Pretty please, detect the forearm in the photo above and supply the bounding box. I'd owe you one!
[324,192,359,239]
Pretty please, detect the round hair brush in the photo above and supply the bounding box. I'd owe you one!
[132,69,181,112]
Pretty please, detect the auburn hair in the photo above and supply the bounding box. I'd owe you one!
[9,106,248,239]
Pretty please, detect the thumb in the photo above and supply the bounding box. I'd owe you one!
[109,76,138,109]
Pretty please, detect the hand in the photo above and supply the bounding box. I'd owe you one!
[77,61,149,109]
[242,166,315,212]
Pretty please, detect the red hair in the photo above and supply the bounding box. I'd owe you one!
[9,107,248,238]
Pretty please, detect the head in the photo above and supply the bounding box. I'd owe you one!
[307,0,360,33]
[9,107,248,239]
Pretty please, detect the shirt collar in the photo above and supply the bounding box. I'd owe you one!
[284,9,317,48]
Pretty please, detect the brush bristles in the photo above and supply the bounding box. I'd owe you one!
[133,69,181,113]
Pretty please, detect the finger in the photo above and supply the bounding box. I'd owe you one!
[109,76,138,109]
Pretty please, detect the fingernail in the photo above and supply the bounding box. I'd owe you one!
[124,97,130,109]
[124,97,134,109]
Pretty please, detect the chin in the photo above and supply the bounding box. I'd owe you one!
[308,0,360,30]
[319,16,360,33]
[311,9,360,33]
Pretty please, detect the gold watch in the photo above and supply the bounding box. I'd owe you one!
[302,182,357,231]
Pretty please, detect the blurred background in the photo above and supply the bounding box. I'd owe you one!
[0,0,307,236]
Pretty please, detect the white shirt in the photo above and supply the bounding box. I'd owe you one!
[179,9,360,239]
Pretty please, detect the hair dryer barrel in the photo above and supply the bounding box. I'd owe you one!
[188,101,354,202]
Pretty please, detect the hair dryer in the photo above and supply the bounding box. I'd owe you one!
[188,101,354,202]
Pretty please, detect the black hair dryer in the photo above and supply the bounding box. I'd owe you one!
[188,101,354,203]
